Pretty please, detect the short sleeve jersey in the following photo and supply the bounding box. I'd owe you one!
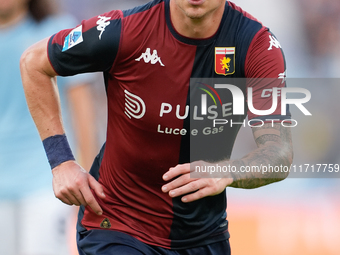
[48,0,288,249]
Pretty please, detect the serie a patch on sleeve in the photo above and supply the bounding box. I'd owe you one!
[62,25,83,52]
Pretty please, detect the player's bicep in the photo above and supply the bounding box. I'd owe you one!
[245,28,286,79]
[245,28,289,123]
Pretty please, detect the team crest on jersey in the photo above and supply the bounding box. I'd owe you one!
[62,25,83,52]
[215,47,235,76]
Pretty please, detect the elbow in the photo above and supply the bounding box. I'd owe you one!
[20,49,32,93]
[20,49,31,75]
[271,141,293,181]
[281,151,293,180]
[286,142,294,178]
[20,38,54,87]
[20,46,38,85]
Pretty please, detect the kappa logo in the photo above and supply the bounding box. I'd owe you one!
[268,35,282,51]
[135,48,165,66]
[124,90,146,119]
[97,16,111,40]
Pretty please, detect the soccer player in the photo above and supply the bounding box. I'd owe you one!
[20,0,293,254]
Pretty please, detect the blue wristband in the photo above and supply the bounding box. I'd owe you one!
[42,134,75,169]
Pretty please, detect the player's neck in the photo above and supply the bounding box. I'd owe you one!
[169,0,225,39]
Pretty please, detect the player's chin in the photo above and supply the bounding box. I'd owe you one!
[184,9,206,19]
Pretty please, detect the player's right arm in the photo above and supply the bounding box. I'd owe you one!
[20,38,105,215]
[20,10,122,214]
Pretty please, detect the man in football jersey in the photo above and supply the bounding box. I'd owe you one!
[20,0,293,254]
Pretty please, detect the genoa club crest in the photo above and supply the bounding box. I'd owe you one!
[215,47,235,76]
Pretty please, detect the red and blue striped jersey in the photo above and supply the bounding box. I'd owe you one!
[48,0,287,249]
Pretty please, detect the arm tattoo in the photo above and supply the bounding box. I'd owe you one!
[228,123,293,189]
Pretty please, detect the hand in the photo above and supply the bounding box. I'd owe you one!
[161,161,233,203]
[52,161,105,215]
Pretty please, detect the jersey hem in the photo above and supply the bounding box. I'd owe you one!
[77,228,230,250]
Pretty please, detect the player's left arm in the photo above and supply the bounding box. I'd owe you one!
[230,28,293,188]
[162,28,293,202]
[162,123,292,202]
[228,122,292,188]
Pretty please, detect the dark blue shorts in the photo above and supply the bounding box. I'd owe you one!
[77,230,231,255]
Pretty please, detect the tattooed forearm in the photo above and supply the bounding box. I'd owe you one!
[228,123,293,189]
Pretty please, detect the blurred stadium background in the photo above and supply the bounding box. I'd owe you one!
[19,0,340,254]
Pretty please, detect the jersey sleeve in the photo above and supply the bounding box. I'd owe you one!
[47,10,123,76]
[245,27,290,122]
